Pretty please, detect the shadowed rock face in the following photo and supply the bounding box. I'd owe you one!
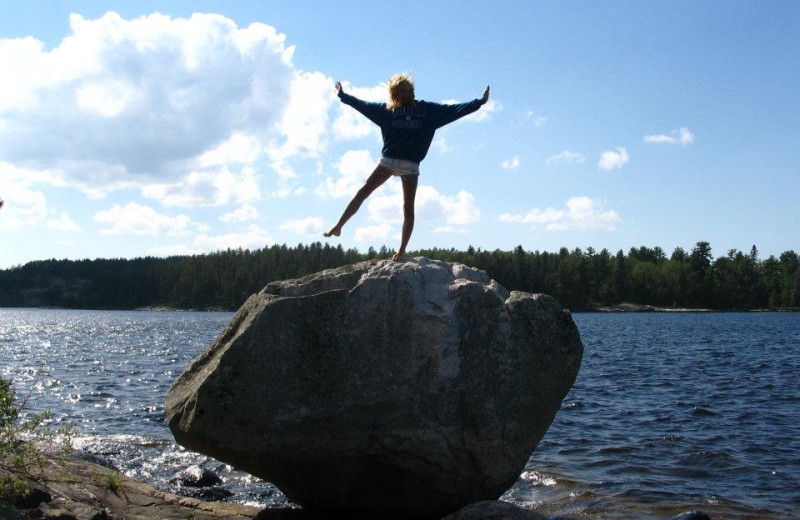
[166,258,583,519]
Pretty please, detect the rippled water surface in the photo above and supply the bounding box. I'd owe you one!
[1,309,798,519]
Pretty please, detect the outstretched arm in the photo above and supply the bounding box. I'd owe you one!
[335,81,385,126]
[432,84,491,128]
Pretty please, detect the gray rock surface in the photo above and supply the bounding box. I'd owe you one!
[166,258,583,519]
[1,450,261,520]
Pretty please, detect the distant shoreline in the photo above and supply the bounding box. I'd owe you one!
[2,303,797,313]
[570,303,799,313]
[134,305,232,312]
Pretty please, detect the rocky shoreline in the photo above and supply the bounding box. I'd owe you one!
[1,451,715,520]
[1,450,561,519]
[1,452,264,520]
[2,441,557,519]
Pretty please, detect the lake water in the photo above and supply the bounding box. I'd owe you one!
[1,308,798,519]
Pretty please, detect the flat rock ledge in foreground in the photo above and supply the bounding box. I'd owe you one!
[166,258,584,519]
[0,453,261,520]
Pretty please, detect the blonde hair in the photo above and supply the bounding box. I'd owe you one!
[387,73,415,110]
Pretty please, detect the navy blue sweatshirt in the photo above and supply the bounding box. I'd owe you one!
[338,91,484,163]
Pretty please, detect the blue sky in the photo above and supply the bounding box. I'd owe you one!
[1,1,798,269]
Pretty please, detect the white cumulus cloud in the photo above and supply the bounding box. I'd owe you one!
[499,196,620,231]
[367,182,480,226]
[193,224,273,250]
[47,213,82,232]
[274,70,336,160]
[316,149,375,199]
[280,216,324,236]
[0,11,298,203]
[142,166,261,207]
[432,137,450,154]
[0,192,48,229]
[197,133,264,169]
[93,202,197,235]
[354,223,395,243]
[3,161,93,229]
[643,127,695,145]
[598,147,629,171]
[332,83,386,141]
[220,204,259,222]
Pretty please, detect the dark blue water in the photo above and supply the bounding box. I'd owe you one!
[1,309,798,519]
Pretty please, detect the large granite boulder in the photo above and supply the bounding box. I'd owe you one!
[166,258,582,519]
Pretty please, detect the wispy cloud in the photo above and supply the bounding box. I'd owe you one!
[499,196,620,231]
[526,110,546,127]
[433,226,467,234]
[598,147,629,171]
[502,156,520,169]
[547,150,586,166]
[46,213,82,232]
[643,127,694,145]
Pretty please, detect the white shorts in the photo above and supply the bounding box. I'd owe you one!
[379,156,420,176]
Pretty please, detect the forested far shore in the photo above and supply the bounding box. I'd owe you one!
[1,241,798,312]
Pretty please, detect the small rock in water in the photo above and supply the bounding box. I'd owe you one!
[169,464,223,487]
[177,486,234,501]
[671,511,712,520]
[441,500,546,519]
[74,450,117,470]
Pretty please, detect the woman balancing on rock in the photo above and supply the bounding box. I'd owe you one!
[324,74,490,260]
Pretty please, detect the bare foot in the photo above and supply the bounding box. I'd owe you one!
[323,227,341,238]
[392,252,405,261]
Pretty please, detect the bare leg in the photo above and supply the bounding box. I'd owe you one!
[393,174,418,261]
[324,165,393,237]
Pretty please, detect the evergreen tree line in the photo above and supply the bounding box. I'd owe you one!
[0,241,798,311]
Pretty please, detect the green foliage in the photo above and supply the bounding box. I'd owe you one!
[0,242,798,311]
[0,377,73,501]
[104,469,123,493]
